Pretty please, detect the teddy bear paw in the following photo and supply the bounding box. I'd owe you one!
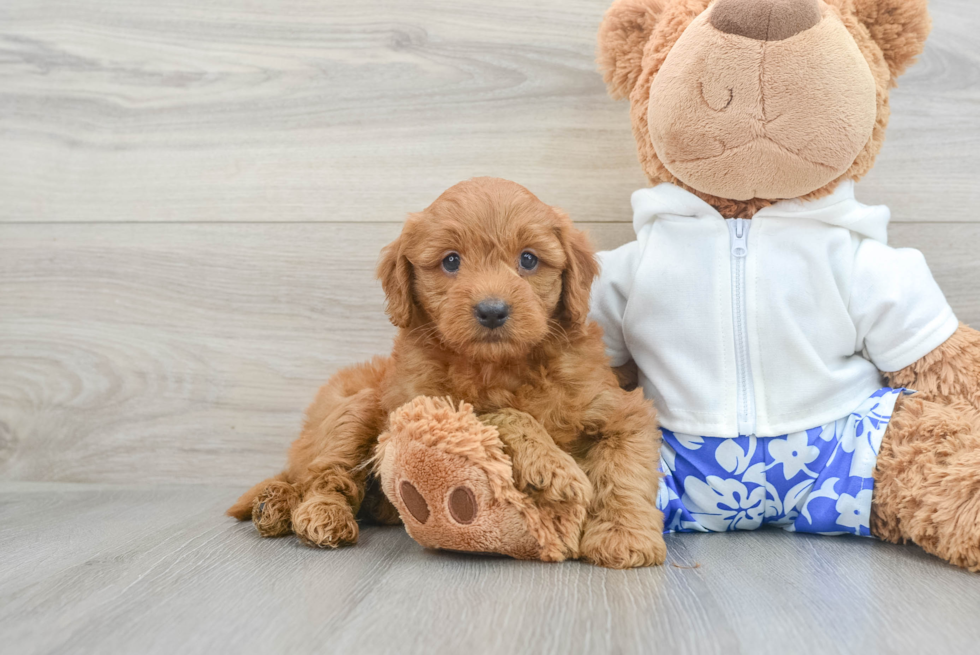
[377,396,564,560]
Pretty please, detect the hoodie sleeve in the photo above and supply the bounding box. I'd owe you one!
[589,240,642,367]
[849,239,958,372]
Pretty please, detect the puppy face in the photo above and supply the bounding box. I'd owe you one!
[378,178,597,362]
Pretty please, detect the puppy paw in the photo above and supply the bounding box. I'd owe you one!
[580,519,667,569]
[292,497,359,548]
[251,481,300,538]
[513,449,593,507]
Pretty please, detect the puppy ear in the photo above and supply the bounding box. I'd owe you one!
[597,0,668,99]
[376,226,416,329]
[555,209,600,328]
[852,0,931,81]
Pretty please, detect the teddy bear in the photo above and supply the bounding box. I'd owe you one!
[588,0,980,570]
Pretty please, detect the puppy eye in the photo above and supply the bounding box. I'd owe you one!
[519,251,538,272]
[442,252,461,274]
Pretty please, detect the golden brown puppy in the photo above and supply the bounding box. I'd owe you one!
[228,177,666,568]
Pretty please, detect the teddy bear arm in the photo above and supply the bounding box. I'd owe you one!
[881,323,980,410]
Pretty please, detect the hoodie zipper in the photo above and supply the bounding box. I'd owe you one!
[727,218,756,436]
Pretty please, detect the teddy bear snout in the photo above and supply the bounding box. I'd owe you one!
[710,0,821,42]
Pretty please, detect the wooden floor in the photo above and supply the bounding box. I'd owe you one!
[2,0,980,653]
[4,483,980,655]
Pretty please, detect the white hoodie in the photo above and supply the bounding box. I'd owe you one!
[589,181,957,438]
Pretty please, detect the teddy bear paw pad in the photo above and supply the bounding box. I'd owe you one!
[377,396,561,561]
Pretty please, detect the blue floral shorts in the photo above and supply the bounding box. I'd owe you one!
[657,387,910,537]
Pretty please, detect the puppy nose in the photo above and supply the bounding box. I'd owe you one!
[710,0,821,41]
[473,299,510,329]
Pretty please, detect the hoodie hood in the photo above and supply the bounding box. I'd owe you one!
[631,180,891,243]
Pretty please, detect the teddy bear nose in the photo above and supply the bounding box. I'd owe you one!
[710,0,821,41]
[473,299,510,329]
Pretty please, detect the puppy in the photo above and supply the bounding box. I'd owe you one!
[228,177,666,568]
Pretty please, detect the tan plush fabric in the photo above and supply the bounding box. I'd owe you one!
[710,0,821,41]
[647,5,878,200]
[597,0,928,216]
[852,0,932,81]
[376,396,579,562]
[871,389,980,572]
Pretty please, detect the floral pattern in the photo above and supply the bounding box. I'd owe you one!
[657,387,910,537]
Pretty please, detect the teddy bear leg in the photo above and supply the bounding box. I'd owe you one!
[376,397,575,561]
[871,393,980,571]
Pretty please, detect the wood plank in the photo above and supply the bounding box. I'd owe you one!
[0,0,646,224]
[673,526,980,654]
[0,0,977,224]
[1,483,978,655]
[0,222,399,484]
[2,221,979,485]
[857,0,980,217]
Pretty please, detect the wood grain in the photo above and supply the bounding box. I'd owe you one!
[1,483,978,655]
[0,0,977,224]
[2,221,979,485]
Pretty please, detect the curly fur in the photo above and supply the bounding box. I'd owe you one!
[228,177,665,569]
[870,324,980,570]
[871,393,980,571]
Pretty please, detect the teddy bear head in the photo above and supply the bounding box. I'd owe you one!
[597,0,930,217]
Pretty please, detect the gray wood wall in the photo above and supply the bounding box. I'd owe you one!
[2,0,978,486]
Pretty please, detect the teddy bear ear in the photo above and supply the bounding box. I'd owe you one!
[596,0,669,99]
[851,0,931,81]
